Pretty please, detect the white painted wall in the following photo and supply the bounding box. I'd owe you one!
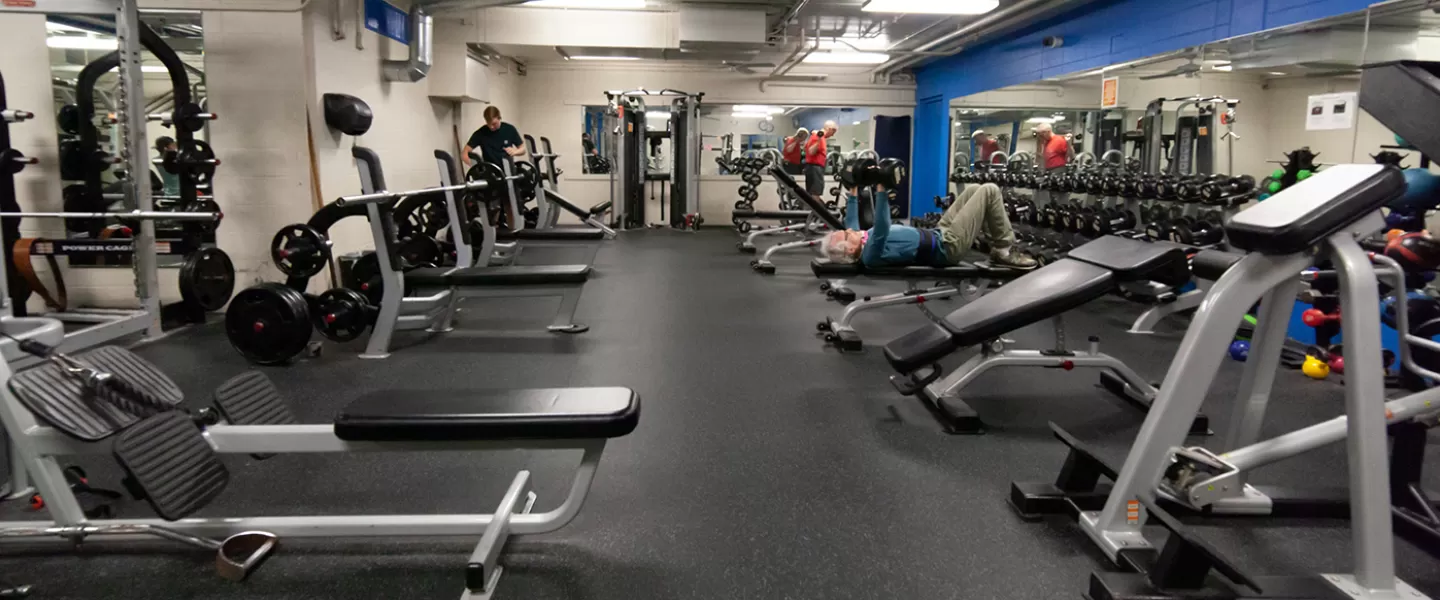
[1258,76,1400,170]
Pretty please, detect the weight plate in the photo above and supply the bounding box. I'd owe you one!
[349,252,384,305]
[225,282,312,365]
[271,223,331,278]
[178,247,236,312]
[313,287,372,342]
[182,197,223,235]
[164,139,217,186]
[398,235,443,269]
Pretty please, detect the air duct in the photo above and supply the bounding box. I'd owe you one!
[382,3,433,82]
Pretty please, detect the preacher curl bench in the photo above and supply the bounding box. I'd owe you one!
[884,235,1221,434]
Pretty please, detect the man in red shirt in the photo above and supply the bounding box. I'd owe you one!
[974,130,1002,164]
[781,127,808,175]
[803,120,837,198]
[1036,122,1072,203]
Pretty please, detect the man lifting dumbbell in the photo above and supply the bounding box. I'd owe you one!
[823,160,1037,270]
[804,121,837,198]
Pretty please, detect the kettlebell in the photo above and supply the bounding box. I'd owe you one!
[1327,354,1345,374]
[1302,355,1331,379]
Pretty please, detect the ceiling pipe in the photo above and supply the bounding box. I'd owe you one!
[769,26,809,78]
[382,3,433,82]
[768,0,813,39]
[884,16,954,52]
[873,0,1077,76]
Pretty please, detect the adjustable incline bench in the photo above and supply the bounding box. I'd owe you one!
[340,148,594,359]
[0,316,639,600]
[883,235,1218,434]
[521,135,616,237]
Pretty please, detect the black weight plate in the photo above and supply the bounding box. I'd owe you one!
[349,252,384,305]
[313,287,372,342]
[398,235,442,269]
[271,223,330,278]
[166,139,217,186]
[182,197,223,235]
[225,283,312,365]
[178,247,236,311]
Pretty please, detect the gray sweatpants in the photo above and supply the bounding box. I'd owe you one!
[938,182,1015,263]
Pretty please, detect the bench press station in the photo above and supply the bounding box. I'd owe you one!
[0,317,639,599]
[883,235,1216,435]
[339,148,593,359]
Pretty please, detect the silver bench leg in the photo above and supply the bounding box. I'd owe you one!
[547,285,588,333]
[755,238,821,268]
[1128,281,1209,334]
[463,471,537,600]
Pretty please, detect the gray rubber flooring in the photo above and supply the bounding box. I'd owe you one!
[0,228,1436,599]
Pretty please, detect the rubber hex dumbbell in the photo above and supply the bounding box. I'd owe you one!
[1090,207,1137,236]
[1168,211,1225,246]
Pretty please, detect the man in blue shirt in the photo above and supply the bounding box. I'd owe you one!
[823,182,1036,269]
[464,106,526,167]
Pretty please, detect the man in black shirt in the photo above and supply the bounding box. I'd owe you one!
[464,106,525,167]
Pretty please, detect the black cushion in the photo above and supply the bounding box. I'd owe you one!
[1226,164,1406,255]
[334,387,640,441]
[810,258,1026,280]
[322,93,373,136]
[1066,236,1191,286]
[733,209,813,220]
[540,190,603,221]
[501,227,606,241]
[768,165,845,230]
[1191,249,1243,281]
[884,259,1116,373]
[407,264,591,286]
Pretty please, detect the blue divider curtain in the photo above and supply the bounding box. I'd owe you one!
[873,115,912,216]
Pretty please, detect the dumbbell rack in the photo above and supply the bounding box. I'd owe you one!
[953,156,1257,333]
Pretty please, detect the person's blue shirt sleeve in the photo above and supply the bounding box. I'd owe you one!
[862,189,891,266]
[844,193,859,230]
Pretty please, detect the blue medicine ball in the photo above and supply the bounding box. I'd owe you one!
[1387,168,1440,212]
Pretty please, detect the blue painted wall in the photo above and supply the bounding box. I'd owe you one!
[793,107,871,133]
[909,0,1378,215]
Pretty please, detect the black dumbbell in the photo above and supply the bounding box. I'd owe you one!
[1090,207,1137,236]
[1168,211,1225,246]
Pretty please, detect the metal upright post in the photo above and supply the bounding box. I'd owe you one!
[116,0,161,337]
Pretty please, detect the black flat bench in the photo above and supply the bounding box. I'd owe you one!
[810,258,1026,280]
[407,264,591,286]
[733,209,813,220]
[334,387,640,441]
[500,227,606,241]
[1190,249,1243,280]
[885,236,1191,373]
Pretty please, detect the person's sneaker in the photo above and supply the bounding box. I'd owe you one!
[991,250,1039,270]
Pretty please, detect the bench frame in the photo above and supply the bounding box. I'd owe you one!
[820,275,991,352]
[359,154,589,359]
[0,328,611,600]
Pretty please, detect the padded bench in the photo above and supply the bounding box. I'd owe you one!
[885,236,1191,374]
[335,387,640,441]
[810,258,1026,280]
[407,264,591,286]
[733,209,813,220]
[500,227,607,241]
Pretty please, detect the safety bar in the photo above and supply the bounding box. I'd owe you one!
[147,111,218,123]
[2,109,34,124]
[0,210,220,221]
[336,179,491,207]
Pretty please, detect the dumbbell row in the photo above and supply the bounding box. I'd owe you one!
[955,168,1256,207]
[997,193,1227,247]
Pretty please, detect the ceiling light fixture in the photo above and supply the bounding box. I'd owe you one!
[1213,65,1233,71]
[1269,71,1287,76]
[801,52,890,65]
[1025,117,1055,124]
[732,105,784,114]
[568,56,641,61]
[731,111,773,119]
[852,121,861,126]
[525,0,646,8]
[46,36,117,50]
[817,36,890,52]
[862,0,998,15]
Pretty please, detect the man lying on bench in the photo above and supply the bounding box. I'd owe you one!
[822,182,1037,271]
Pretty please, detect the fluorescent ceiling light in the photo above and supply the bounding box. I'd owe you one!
[525,0,645,8]
[45,22,91,34]
[817,36,890,51]
[1213,65,1233,72]
[1269,71,1287,76]
[1025,117,1055,124]
[732,105,783,114]
[862,0,998,15]
[51,64,170,73]
[731,111,773,119]
[568,55,640,61]
[47,36,117,50]
[802,52,890,65]
[852,121,861,125]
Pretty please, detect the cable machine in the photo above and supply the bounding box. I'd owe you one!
[603,89,703,230]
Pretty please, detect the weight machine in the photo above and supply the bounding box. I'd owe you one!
[603,89,702,229]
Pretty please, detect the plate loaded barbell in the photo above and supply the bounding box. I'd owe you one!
[158,139,220,187]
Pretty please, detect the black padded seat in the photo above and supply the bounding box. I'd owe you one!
[810,258,1023,280]
[885,259,1116,373]
[1191,249,1244,281]
[733,209,813,220]
[768,166,846,230]
[1226,164,1406,254]
[407,264,591,286]
[1067,235,1191,286]
[334,387,640,441]
[501,227,606,241]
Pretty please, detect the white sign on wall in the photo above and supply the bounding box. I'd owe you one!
[1305,92,1358,131]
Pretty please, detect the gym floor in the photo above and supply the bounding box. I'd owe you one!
[2,229,1438,599]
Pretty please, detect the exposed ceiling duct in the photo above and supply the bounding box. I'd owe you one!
[872,0,1100,78]
[383,3,434,82]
